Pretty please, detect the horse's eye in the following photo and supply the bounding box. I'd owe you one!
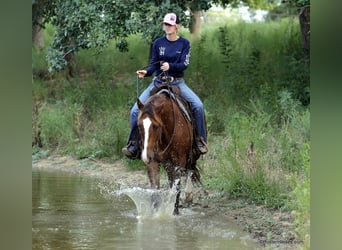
[152,124,158,130]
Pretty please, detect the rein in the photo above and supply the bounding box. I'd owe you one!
[136,61,164,98]
[157,76,177,157]
[144,70,178,158]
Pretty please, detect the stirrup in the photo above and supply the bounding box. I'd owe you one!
[122,141,140,159]
[196,137,208,154]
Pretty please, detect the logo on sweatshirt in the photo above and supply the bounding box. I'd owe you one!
[159,47,165,56]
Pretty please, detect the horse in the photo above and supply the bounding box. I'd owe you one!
[137,86,202,215]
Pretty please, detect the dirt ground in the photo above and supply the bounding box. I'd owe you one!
[32,154,304,249]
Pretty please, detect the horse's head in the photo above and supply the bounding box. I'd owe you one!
[137,98,163,164]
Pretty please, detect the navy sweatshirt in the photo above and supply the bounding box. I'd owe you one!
[146,36,190,78]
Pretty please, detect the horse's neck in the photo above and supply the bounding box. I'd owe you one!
[159,100,176,139]
[162,103,173,121]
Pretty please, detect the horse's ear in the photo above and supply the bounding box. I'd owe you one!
[137,98,144,110]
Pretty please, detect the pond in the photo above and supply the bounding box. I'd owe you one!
[32,170,259,249]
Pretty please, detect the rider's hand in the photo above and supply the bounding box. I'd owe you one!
[136,70,147,78]
[160,62,170,71]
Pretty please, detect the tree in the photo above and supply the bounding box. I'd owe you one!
[33,0,309,74]
[268,0,310,58]
[187,0,278,35]
[36,0,190,74]
[213,0,310,59]
[34,0,275,73]
[32,0,57,48]
[212,0,280,9]
[285,0,310,59]
[187,0,211,35]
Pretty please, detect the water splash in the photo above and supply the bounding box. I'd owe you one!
[98,179,180,219]
[118,186,178,219]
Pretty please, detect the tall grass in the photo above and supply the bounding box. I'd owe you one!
[33,18,309,243]
[203,91,309,207]
[33,77,132,160]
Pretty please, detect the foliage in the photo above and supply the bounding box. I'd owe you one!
[33,17,309,137]
[215,18,309,106]
[32,0,57,27]
[34,77,132,160]
[286,142,310,248]
[283,0,310,7]
[203,94,309,209]
[34,0,190,72]
[33,0,311,72]
[211,0,277,9]
[267,0,310,21]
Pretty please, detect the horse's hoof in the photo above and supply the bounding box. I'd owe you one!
[151,191,161,209]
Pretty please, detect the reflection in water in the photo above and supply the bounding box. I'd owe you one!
[32,170,259,249]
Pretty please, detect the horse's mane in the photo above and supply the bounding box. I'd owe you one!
[143,94,166,116]
[149,88,192,122]
[139,94,169,126]
[142,102,155,117]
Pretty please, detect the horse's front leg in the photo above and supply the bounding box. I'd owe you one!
[148,161,161,210]
[173,178,181,215]
[184,171,194,206]
[170,165,182,215]
[147,161,160,189]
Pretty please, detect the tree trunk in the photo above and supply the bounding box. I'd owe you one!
[190,11,202,36]
[32,22,44,49]
[64,50,75,80]
[299,6,310,60]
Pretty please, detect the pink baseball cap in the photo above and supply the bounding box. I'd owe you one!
[161,13,177,26]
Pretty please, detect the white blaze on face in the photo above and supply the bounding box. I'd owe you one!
[141,117,152,163]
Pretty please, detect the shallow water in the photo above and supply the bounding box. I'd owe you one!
[32,170,259,249]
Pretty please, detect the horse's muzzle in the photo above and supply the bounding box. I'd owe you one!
[142,150,154,164]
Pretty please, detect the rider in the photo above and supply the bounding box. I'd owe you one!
[122,13,208,159]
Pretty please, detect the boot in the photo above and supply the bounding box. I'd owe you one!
[196,137,208,154]
[122,124,141,159]
[122,141,140,159]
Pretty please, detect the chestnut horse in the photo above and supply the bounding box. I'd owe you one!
[137,87,201,215]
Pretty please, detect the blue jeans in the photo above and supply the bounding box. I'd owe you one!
[127,78,207,143]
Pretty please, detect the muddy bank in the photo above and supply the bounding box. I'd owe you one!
[32,154,302,249]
